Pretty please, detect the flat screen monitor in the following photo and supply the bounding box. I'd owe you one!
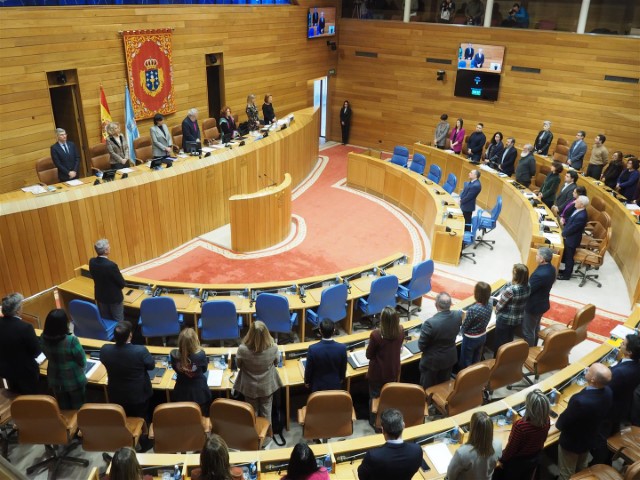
[454,70,501,102]
[457,43,505,73]
[308,7,336,39]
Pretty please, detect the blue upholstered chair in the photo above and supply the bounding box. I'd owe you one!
[138,297,183,343]
[198,300,243,346]
[255,293,297,338]
[443,173,458,194]
[427,164,443,184]
[306,283,348,329]
[475,195,502,250]
[409,153,426,175]
[390,146,409,168]
[358,274,398,320]
[461,214,482,264]
[397,260,435,318]
[68,299,117,341]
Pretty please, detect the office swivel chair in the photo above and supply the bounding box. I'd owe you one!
[443,173,458,194]
[198,300,243,346]
[68,299,117,342]
[138,297,183,344]
[390,146,409,167]
[306,283,348,329]
[475,195,502,250]
[357,274,398,324]
[409,153,426,175]
[461,215,481,264]
[255,293,297,341]
[426,164,443,184]
[396,259,434,318]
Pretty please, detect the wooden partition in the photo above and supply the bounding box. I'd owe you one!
[230,173,292,252]
[0,108,319,297]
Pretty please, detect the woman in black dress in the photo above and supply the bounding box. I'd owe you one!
[601,150,624,189]
[262,94,276,125]
[340,100,352,145]
[170,328,211,414]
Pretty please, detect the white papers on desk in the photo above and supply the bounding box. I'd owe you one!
[85,360,102,378]
[497,172,508,177]
[480,164,496,173]
[350,350,369,368]
[524,192,536,199]
[610,324,636,340]
[626,203,640,211]
[22,185,48,194]
[447,207,463,215]
[36,352,47,365]
[207,369,223,387]
[544,233,562,244]
[535,207,548,215]
[423,442,453,474]
[400,345,413,361]
[119,167,134,173]
[541,220,558,228]
[64,179,83,186]
[201,147,213,153]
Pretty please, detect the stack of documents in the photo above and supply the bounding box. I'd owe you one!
[423,443,453,474]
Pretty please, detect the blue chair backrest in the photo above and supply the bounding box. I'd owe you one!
[427,164,442,184]
[317,283,348,323]
[390,146,409,167]
[367,275,399,313]
[464,214,482,245]
[491,195,503,220]
[256,293,291,333]
[201,300,239,341]
[443,173,458,194]
[409,153,426,175]
[405,259,435,298]
[140,297,180,336]
[69,299,111,341]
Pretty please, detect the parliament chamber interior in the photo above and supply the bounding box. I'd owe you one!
[0,1,639,479]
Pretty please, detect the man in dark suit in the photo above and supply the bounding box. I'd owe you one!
[522,247,556,346]
[304,319,347,392]
[100,321,155,420]
[609,334,640,432]
[497,137,517,176]
[0,293,42,394]
[357,409,422,480]
[567,130,587,171]
[89,238,126,322]
[466,123,486,162]
[459,169,482,231]
[181,108,201,151]
[418,292,464,389]
[463,43,474,60]
[559,195,589,280]
[318,11,326,34]
[556,362,612,480]
[472,48,485,68]
[552,170,579,216]
[515,143,536,188]
[50,128,80,182]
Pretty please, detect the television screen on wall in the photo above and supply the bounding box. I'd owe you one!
[457,42,505,73]
[454,70,501,102]
[308,7,336,39]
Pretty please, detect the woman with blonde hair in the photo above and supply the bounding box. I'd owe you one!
[365,306,404,425]
[170,327,211,414]
[246,94,261,132]
[235,320,283,424]
[105,122,131,169]
[447,411,502,479]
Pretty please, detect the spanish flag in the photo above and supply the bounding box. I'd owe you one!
[100,85,112,143]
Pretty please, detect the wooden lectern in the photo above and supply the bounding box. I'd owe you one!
[229,173,292,253]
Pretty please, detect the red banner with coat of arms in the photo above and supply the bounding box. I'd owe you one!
[122,29,176,120]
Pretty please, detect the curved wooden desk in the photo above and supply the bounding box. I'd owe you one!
[0,108,319,298]
[229,173,292,252]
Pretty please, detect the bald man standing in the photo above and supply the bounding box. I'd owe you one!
[556,363,612,480]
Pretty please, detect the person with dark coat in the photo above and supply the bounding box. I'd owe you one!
[459,169,482,230]
[170,328,211,415]
[466,123,487,162]
[522,247,556,347]
[497,137,517,176]
[50,127,80,182]
[616,157,640,200]
[181,108,201,151]
[89,238,126,322]
[340,100,352,145]
[533,120,554,155]
[567,131,587,171]
[0,293,41,394]
[515,144,536,188]
[536,161,563,208]
[559,196,589,280]
[556,363,613,480]
[552,170,579,216]
[418,292,463,389]
[357,409,422,480]
[609,334,640,433]
[262,94,276,125]
[600,151,625,189]
[304,319,347,392]
[100,321,155,420]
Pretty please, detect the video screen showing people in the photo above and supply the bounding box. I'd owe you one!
[308,7,336,39]
[457,43,505,73]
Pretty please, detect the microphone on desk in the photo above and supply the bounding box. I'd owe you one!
[299,285,306,303]
[424,179,433,185]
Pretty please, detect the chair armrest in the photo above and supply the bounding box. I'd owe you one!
[297,407,306,425]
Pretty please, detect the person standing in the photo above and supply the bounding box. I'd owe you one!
[556,363,612,480]
[181,108,201,151]
[497,137,517,176]
[89,238,126,322]
[483,132,504,165]
[466,123,487,162]
[40,309,87,409]
[304,319,347,392]
[262,94,276,125]
[515,144,536,188]
[419,292,463,388]
[105,122,131,169]
[558,196,589,280]
[522,247,556,347]
[535,161,563,208]
[460,169,482,231]
[434,114,450,149]
[552,170,579,216]
[585,134,609,179]
[150,113,173,158]
[439,0,455,23]
[340,100,352,145]
[235,320,283,424]
[246,94,261,132]
[533,120,554,155]
[357,409,422,480]
[450,118,465,154]
[459,282,492,369]
[567,131,587,171]
[170,328,211,415]
[465,0,484,25]
[493,264,530,353]
[616,157,640,200]
[0,293,41,394]
[608,334,640,434]
[100,321,155,420]
[600,151,625,189]
[50,128,80,182]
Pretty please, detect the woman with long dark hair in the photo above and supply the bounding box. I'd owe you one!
[450,118,465,154]
[340,100,352,145]
[107,446,153,480]
[281,442,329,480]
[191,435,232,480]
[600,150,624,189]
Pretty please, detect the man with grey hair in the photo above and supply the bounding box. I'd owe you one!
[50,127,80,182]
[357,408,422,480]
[534,120,553,155]
[559,195,589,280]
[181,107,201,151]
[515,143,536,188]
[523,247,556,346]
[418,292,464,388]
[0,293,42,393]
[89,238,126,321]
